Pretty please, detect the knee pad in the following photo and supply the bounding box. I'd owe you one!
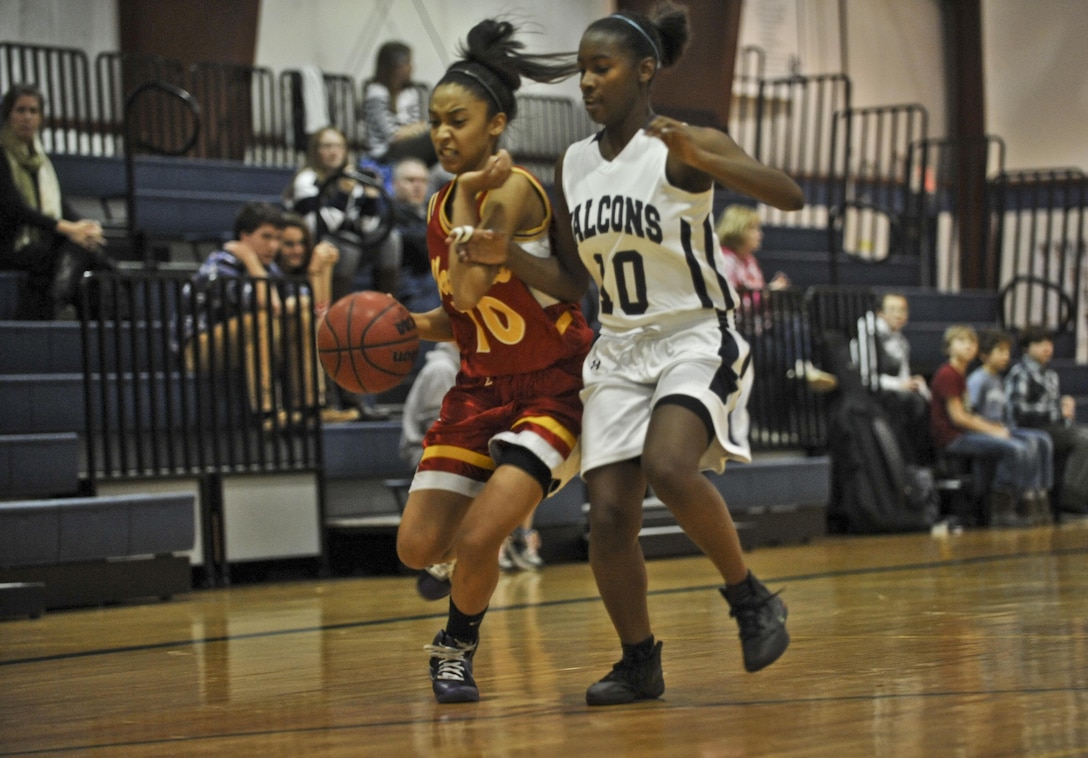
[496,444,552,495]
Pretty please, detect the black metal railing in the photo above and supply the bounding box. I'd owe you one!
[94,51,188,157]
[905,135,1006,288]
[828,103,928,272]
[0,41,94,154]
[734,287,831,451]
[80,271,323,482]
[753,73,852,230]
[991,169,1088,355]
[728,45,766,158]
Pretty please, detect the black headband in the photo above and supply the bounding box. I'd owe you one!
[450,65,503,111]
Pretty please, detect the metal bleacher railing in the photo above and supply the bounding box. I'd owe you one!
[79,271,325,582]
[80,271,323,483]
[735,287,830,452]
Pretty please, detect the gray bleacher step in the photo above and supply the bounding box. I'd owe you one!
[582,454,830,560]
[52,154,295,197]
[756,249,921,289]
[0,373,84,434]
[0,582,46,620]
[0,272,26,320]
[891,287,1001,323]
[322,420,412,480]
[0,492,195,609]
[759,225,828,253]
[631,497,827,557]
[0,321,83,374]
[0,320,184,375]
[0,433,80,498]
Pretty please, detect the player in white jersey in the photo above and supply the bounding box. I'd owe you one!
[562,124,755,474]
[458,2,805,705]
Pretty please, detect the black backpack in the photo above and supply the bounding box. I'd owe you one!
[823,331,939,533]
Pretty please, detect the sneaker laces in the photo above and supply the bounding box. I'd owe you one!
[425,638,476,681]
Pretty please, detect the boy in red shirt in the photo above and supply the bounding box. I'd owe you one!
[929,325,1034,527]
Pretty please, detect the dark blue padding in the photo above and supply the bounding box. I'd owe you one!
[127,494,196,555]
[0,321,82,374]
[0,493,195,567]
[0,272,27,320]
[51,154,294,197]
[0,501,60,566]
[0,433,80,497]
[322,421,413,480]
[58,498,129,562]
[707,456,831,510]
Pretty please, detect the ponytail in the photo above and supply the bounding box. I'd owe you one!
[437,19,577,121]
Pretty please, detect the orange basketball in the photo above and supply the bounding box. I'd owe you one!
[317,291,420,394]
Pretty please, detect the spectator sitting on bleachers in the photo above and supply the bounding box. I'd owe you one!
[278,212,339,317]
[855,293,932,464]
[180,202,316,425]
[0,83,108,320]
[1005,324,1088,517]
[360,41,435,168]
[967,328,1054,524]
[717,204,790,296]
[929,324,1033,527]
[390,156,440,313]
[278,213,362,425]
[717,203,836,393]
[285,125,400,299]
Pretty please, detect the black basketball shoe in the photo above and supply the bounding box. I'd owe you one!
[425,630,479,703]
[721,572,789,672]
[585,640,665,706]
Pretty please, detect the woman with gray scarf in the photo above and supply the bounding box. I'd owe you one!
[1,83,106,319]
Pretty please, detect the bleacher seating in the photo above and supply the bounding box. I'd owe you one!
[0,271,26,319]
[52,154,294,242]
[0,492,195,610]
[0,433,79,498]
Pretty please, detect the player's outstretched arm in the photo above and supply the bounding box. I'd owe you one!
[645,116,804,212]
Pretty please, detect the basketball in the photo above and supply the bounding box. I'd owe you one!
[317,291,420,394]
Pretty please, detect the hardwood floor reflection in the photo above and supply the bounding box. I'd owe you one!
[2,522,1087,756]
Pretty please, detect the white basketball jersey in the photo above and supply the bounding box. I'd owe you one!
[562,129,737,333]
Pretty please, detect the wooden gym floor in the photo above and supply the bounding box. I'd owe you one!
[2,522,1087,757]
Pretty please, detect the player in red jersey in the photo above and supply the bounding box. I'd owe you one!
[394,19,593,704]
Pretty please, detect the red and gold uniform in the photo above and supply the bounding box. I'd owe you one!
[411,167,594,497]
